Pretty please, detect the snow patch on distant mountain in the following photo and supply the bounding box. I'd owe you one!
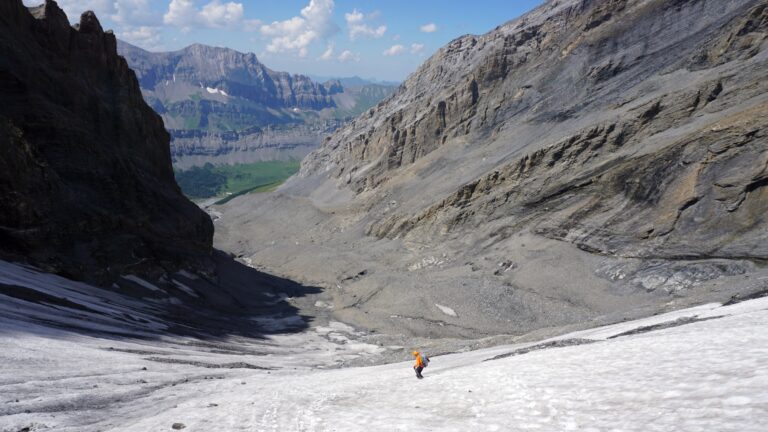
[205,86,228,96]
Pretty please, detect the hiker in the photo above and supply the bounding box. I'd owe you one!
[412,351,429,379]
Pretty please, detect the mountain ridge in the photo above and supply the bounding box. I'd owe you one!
[216,0,768,338]
[0,0,213,282]
[118,40,396,168]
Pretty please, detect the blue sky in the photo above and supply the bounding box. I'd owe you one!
[25,0,543,81]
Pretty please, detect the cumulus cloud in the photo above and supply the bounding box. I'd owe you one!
[111,0,159,26]
[337,50,360,62]
[382,44,405,56]
[119,25,162,49]
[199,0,244,27]
[163,0,196,27]
[410,43,425,54]
[345,8,386,41]
[260,0,339,57]
[420,22,437,33]
[319,44,334,60]
[344,9,364,24]
[164,0,245,30]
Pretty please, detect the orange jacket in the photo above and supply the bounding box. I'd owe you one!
[413,352,425,368]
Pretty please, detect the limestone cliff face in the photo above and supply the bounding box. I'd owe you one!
[117,41,396,168]
[301,0,768,261]
[0,0,213,281]
[168,122,345,169]
[216,0,768,338]
[120,42,338,111]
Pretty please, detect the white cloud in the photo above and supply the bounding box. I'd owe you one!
[260,0,339,57]
[345,8,386,41]
[420,23,437,33]
[410,43,425,54]
[119,25,162,49]
[199,0,244,27]
[319,44,334,60]
[111,0,159,26]
[382,44,405,56]
[164,0,245,30]
[337,50,360,62]
[344,9,364,24]
[164,0,198,28]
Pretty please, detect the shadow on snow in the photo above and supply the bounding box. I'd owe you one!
[0,250,323,342]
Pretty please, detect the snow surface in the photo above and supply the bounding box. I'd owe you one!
[435,303,458,317]
[122,274,161,292]
[206,87,229,96]
[1,260,767,431]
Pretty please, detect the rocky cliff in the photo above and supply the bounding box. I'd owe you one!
[120,42,338,112]
[117,41,396,168]
[169,121,345,170]
[0,0,213,282]
[216,0,768,338]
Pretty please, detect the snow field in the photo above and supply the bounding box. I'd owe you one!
[1,259,767,431]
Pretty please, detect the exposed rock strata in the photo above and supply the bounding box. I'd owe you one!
[216,0,768,338]
[0,1,212,281]
[120,42,338,111]
[117,41,396,168]
[168,122,344,169]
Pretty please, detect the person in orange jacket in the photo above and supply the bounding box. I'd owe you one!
[412,351,427,379]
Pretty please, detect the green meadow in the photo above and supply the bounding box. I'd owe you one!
[174,161,300,202]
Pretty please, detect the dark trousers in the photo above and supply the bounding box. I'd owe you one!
[414,366,424,378]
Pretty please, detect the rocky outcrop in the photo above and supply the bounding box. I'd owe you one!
[215,0,768,339]
[303,0,768,263]
[117,41,396,168]
[368,83,768,262]
[119,42,338,111]
[168,121,345,169]
[302,0,767,191]
[0,0,213,282]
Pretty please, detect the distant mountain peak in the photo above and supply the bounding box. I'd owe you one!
[116,40,397,168]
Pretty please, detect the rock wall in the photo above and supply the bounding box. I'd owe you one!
[120,42,339,111]
[215,0,768,338]
[0,0,213,282]
[169,122,344,169]
[304,0,768,261]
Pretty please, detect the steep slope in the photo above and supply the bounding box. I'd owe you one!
[216,0,768,338]
[0,0,212,282]
[117,41,395,167]
[2,257,766,431]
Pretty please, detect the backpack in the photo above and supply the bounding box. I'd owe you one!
[422,355,430,368]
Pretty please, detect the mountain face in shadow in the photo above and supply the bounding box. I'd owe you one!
[216,0,768,338]
[0,0,213,283]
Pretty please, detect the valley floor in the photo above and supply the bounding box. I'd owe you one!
[1,260,767,431]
